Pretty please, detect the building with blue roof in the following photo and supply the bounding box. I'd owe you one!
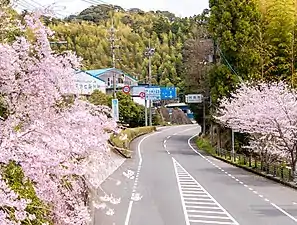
[73,70,106,95]
[84,68,138,95]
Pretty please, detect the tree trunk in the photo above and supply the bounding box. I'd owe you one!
[217,125,221,149]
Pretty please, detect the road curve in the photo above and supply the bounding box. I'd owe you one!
[94,125,297,225]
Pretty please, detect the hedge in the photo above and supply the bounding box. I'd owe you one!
[110,126,156,158]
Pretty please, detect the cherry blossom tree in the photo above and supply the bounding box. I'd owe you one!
[215,81,297,177]
[0,10,120,224]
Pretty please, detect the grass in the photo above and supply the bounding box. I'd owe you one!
[110,126,156,157]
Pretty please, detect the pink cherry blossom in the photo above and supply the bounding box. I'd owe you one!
[215,81,297,174]
[0,11,119,224]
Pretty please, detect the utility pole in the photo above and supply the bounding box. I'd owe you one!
[144,40,155,126]
[144,78,148,126]
[210,39,217,144]
[148,43,152,126]
[108,9,121,122]
[291,24,295,88]
[203,96,206,136]
[110,17,117,98]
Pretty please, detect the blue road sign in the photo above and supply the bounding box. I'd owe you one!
[160,87,177,100]
[145,86,177,100]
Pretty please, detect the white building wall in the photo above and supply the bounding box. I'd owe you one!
[73,71,106,95]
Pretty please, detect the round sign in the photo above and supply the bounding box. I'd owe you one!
[139,92,145,99]
[122,85,130,94]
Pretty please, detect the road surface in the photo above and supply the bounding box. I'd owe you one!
[94,125,297,225]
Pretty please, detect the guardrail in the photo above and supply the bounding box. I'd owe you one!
[214,148,293,182]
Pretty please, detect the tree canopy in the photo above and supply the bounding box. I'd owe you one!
[48,5,201,89]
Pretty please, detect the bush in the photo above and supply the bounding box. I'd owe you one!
[108,92,145,128]
[196,137,215,154]
[110,126,156,157]
[88,90,109,106]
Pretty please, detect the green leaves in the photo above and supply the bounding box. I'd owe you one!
[112,92,145,127]
[2,161,52,225]
[89,90,109,106]
[49,6,198,90]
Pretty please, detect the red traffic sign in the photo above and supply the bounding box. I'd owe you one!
[122,85,130,94]
[139,92,145,99]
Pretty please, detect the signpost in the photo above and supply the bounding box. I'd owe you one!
[145,86,177,100]
[160,87,177,100]
[139,92,145,99]
[122,85,130,94]
[144,86,178,126]
[186,93,204,134]
[185,94,203,103]
[145,86,161,100]
[112,99,119,121]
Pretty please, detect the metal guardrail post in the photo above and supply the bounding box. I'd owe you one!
[273,165,277,177]
[281,167,284,179]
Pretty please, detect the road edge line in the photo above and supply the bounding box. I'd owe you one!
[187,134,297,223]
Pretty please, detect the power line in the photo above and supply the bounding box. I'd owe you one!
[216,46,243,82]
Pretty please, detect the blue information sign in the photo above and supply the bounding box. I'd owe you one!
[160,87,177,100]
[145,86,177,100]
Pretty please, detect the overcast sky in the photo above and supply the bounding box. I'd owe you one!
[17,0,209,17]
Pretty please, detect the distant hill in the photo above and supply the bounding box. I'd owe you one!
[49,4,202,94]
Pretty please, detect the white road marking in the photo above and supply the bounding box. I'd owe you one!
[124,131,160,225]
[125,125,197,225]
[187,134,297,223]
[173,158,239,225]
[172,126,200,136]
[271,203,297,222]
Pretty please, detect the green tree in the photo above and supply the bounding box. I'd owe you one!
[208,0,262,103]
[88,90,109,106]
[108,92,145,127]
[49,4,197,91]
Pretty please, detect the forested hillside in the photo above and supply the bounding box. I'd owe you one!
[209,0,297,104]
[48,4,201,91]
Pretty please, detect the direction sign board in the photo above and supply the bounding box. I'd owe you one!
[160,87,177,100]
[112,99,119,121]
[145,87,161,100]
[145,86,177,100]
[186,94,203,103]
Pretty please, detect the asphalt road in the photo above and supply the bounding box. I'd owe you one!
[94,125,297,225]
